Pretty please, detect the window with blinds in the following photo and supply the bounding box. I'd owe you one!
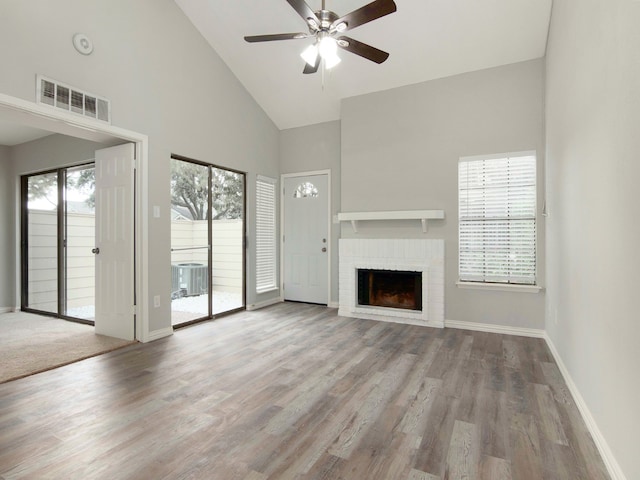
[458,152,537,285]
[256,176,277,293]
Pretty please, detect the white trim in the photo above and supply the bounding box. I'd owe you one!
[147,327,173,342]
[459,150,537,163]
[543,333,628,480]
[456,281,543,293]
[445,319,545,338]
[0,307,16,314]
[280,170,331,306]
[246,297,282,311]
[0,92,150,344]
[328,301,339,308]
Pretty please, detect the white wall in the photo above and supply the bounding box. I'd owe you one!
[0,145,13,311]
[280,121,341,304]
[0,0,280,333]
[545,0,640,478]
[341,60,546,329]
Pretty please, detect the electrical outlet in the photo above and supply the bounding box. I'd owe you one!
[154,295,160,308]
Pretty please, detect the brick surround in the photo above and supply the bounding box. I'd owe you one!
[338,239,444,327]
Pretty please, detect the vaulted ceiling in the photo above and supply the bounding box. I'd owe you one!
[175,0,553,130]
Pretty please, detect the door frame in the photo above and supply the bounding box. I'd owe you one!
[0,92,152,342]
[280,170,332,305]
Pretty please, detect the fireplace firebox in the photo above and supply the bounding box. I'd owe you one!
[357,269,422,311]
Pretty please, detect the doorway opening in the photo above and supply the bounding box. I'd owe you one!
[170,155,246,327]
[1,92,150,342]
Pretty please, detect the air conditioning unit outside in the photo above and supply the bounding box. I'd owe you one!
[171,263,208,298]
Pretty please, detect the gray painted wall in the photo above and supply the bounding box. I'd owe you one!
[0,146,13,310]
[0,0,280,332]
[341,60,546,329]
[10,134,105,177]
[545,0,640,478]
[280,121,341,304]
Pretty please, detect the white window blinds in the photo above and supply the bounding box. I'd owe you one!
[458,153,537,285]
[256,176,277,293]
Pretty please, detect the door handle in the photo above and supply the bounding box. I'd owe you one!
[321,247,327,252]
[92,247,100,254]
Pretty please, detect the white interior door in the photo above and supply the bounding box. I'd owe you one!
[94,143,135,340]
[283,174,329,304]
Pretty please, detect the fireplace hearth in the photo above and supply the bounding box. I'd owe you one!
[357,269,422,311]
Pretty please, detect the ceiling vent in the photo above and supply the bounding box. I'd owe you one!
[36,75,111,123]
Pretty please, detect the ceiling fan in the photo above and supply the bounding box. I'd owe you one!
[244,0,397,74]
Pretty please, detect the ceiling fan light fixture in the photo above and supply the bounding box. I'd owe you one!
[323,51,341,69]
[318,36,340,69]
[300,43,319,66]
[318,36,337,58]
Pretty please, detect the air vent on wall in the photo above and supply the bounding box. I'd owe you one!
[36,75,111,123]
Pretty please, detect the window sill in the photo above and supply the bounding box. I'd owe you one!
[456,281,543,294]
[256,286,279,295]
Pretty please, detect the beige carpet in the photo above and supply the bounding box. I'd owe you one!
[0,311,135,384]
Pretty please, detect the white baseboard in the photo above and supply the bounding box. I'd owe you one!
[543,333,627,480]
[445,319,545,338]
[0,306,16,314]
[246,297,282,311]
[144,327,173,343]
[328,301,339,308]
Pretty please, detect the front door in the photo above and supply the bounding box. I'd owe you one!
[283,174,329,304]
[94,144,135,340]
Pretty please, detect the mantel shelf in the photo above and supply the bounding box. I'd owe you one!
[337,210,445,233]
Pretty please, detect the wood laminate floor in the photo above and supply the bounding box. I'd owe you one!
[0,303,609,480]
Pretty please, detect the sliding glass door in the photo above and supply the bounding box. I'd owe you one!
[22,164,96,323]
[170,156,245,327]
[211,167,245,315]
[24,171,59,314]
[63,164,96,321]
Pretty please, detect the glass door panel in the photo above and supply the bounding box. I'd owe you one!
[64,165,96,321]
[211,167,245,315]
[170,159,211,326]
[25,172,59,314]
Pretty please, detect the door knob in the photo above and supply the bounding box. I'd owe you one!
[322,247,327,252]
[92,247,100,254]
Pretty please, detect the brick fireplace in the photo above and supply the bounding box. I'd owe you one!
[338,239,444,327]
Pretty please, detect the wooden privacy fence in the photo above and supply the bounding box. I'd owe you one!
[26,210,243,312]
[170,219,243,295]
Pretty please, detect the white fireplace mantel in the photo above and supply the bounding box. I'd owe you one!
[337,210,445,233]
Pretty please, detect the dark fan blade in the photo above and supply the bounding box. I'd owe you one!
[303,55,321,74]
[331,0,397,32]
[286,0,320,26]
[244,33,309,43]
[337,36,389,64]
